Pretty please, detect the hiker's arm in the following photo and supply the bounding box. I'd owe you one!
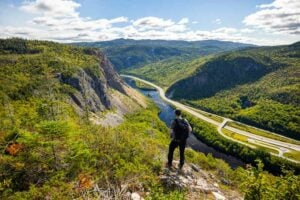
[170,129,174,138]
[185,119,192,132]
[170,120,175,138]
[188,123,192,133]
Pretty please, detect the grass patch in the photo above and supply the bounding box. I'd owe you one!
[227,122,300,145]
[222,128,248,142]
[134,80,156,91]
[255,145,279,155]
[284,151,300,162]
[198,111,223,123]
[222,128,280,155]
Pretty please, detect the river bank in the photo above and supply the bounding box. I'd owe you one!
[124,78,244,168]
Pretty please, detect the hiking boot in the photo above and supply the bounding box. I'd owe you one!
[176,163,183,174]
[178,163,184,170]
[166,162,172,170]
[177,168,184,175]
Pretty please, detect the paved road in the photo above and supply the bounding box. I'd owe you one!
[121,75,300,163]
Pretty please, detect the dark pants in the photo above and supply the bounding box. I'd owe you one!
[168,139,187,167]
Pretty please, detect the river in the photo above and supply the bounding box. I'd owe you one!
[124,78,244,168]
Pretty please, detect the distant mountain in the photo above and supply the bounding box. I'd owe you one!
[165,42,300,139]
[75,38,254,49]
[127,55,211,89]
[73,39,255,71]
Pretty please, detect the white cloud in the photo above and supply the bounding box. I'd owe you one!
[133,16,175,29]
[243,0,300,34]
[0,0,298,45]
[165,24,187,32]
[240,28,255,33]
[213,27,237,34]
[109,17,128,24]
[20,0,81,17]
[178,18,189,25]
[212,18,222,25]
[132,17,189,32]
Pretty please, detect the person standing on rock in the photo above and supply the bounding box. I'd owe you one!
[167,109,192,170]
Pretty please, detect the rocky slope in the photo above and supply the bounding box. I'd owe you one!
[91,160,242,200]
[59,49,146,126]
[159,161,241,200]
[0,38,145,127]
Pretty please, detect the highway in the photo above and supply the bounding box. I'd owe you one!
[121,74,300,164]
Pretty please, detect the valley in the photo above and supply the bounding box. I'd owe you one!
[122,75,300,164]
[121,42,300,141]
[76,37,300,169]
[124,77,245,168]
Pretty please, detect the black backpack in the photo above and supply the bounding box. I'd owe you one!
[174,118,190,141]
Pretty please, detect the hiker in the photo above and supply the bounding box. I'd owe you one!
[167,109,192,170]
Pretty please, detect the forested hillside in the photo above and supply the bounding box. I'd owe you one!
[0,38,158,198]
[127,55,213,89]
[166,42,300,139]
[74,39,254,71]
[0,38,147,123]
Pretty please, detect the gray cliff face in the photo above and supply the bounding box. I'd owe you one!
[61,50,127,113]
[62,68,111,113]
[96,50,126,94]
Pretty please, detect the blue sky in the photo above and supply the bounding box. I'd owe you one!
[76,0,268,29]
[0,0,299,45]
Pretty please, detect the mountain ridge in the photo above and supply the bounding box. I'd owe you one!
[73,39,255,71]
[73,38,257,48]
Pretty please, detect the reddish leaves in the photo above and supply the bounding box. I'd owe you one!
[78,173,93,190]
[5,142,24,156]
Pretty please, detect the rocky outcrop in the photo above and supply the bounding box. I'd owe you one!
[59,50,146,126]
[160,161,242,200]
[96,50,126,94]
[61,68,111,113]
[60,50,129,113]
[77,160,241,199]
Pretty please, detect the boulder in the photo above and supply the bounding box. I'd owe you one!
[191,164,201,172]
[131,192,143,200]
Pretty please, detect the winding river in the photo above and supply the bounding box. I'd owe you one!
[124,78,244,168]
